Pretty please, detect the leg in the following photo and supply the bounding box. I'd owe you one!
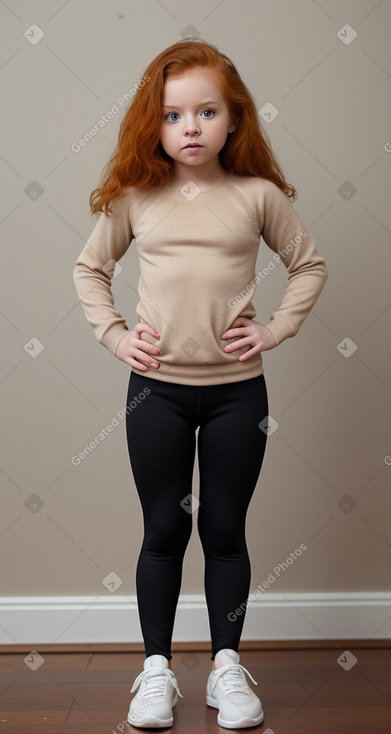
[125,371,199,662]
[196,375,269,661]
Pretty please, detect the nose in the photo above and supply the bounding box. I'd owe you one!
[183,115,201,135]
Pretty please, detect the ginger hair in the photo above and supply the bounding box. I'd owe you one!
[90,39,296,214]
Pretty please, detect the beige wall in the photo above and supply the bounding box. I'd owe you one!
[1,0,390,609]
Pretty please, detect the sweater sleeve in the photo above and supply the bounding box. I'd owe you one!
[259,180,328,346]
[72,190,133,357]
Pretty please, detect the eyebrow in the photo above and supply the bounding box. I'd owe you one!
[162,100,221,108]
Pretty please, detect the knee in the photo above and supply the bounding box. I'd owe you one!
[197,513,246,555]
[143,511,192,554]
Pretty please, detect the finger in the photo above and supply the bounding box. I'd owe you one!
[130,360,149,371]
[221,318,244,337]
[221,327,247,338]
[134,323,160,339]
[133,347,160,366]
[140,339,160,355]
[230,316,250,327]
[224,337,252,350]
[238,346,259,360]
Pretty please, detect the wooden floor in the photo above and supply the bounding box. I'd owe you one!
[1,646,391,732]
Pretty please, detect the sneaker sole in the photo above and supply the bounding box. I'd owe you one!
[127,713,174,728]
[206,695,264,728]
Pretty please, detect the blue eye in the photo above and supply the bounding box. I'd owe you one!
[164,109,215,122]
[165,112,180,122]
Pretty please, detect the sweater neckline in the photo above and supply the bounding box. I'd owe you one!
[162,172,234,201]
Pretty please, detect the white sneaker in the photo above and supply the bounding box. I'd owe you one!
[206,649,264,729]
[127,654,183,728]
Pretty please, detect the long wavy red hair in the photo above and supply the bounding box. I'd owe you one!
[90,39,296,214]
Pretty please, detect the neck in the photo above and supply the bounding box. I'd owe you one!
[168,159,228,189]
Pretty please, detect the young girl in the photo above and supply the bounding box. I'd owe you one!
[73,39,328,730]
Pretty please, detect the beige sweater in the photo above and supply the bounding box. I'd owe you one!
[73,172,328,386]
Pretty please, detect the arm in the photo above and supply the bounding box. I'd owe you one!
[72,190,133,357]
[260,181,328,346]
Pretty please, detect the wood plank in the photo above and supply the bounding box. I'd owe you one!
[0,648,390,732]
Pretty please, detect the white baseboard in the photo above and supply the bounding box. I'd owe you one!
[1,593,390,645]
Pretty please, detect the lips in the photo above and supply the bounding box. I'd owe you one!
[183,144,203,149]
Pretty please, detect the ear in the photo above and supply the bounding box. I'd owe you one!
[227,119,237,134]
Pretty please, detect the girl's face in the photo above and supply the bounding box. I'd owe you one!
[159,67,236,175]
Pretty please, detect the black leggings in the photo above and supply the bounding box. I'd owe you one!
[125,370,269,662]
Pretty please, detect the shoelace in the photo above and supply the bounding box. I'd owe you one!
[130,667,184,700]
[210,663,258,696]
